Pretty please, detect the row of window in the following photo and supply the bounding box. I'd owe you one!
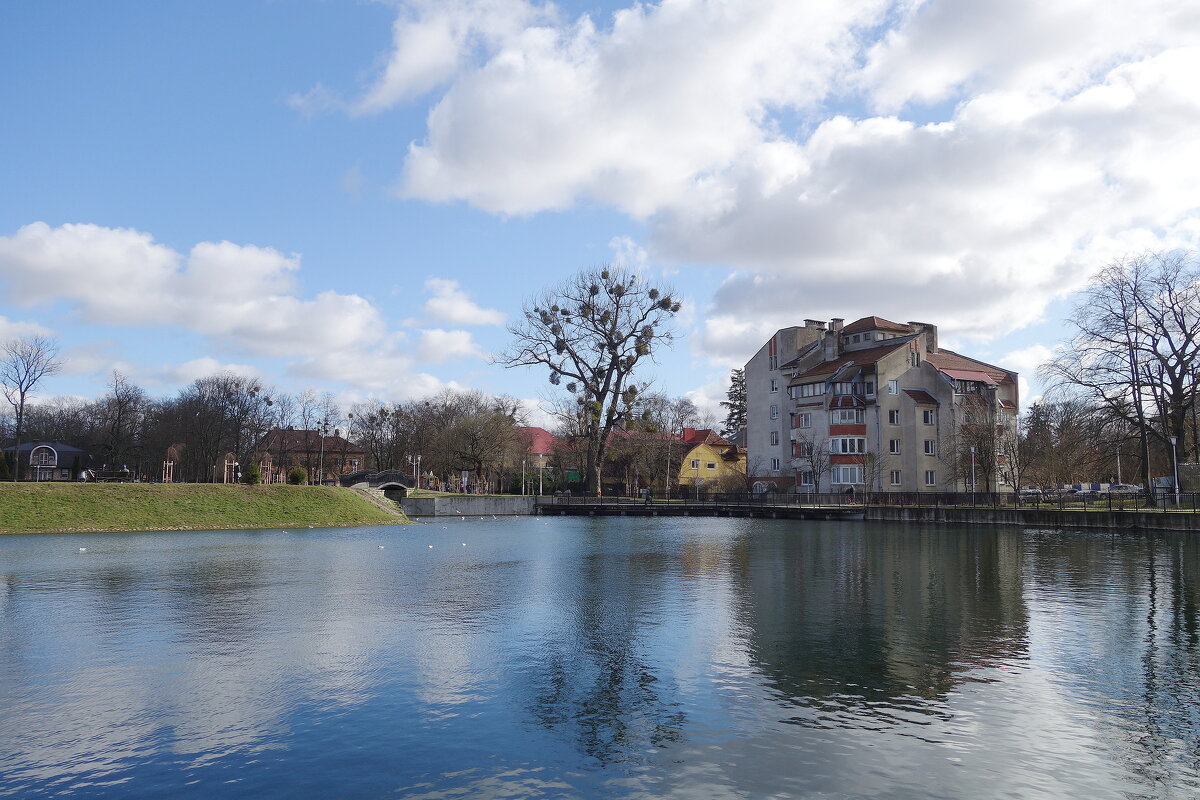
[688,460,719,470]
[789,408,936,428]
[800,469,938,486]
[794,439,939,456]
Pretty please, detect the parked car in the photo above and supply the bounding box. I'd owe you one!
[1018,487,1042,498]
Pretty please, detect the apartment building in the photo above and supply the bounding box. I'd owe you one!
[744,317,1018,492]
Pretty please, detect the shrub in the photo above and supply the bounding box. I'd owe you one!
[241,463,262,485]
[0,454,9,480]
[287,466,308,485]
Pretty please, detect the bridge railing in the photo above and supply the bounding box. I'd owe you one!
[534,490,1200,513]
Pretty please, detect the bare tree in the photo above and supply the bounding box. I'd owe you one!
[500,265,681,493]
[793,432,831,494]
[1043,252,1200,492]
[1,336,61,480]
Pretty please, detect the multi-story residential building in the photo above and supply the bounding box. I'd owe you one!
[744,317,1018,493]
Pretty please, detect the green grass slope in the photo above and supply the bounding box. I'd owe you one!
[0,483,408,534]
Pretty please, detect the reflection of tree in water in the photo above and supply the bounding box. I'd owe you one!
[1027,533,1200,790]
[521,547,687,766]
[165,553,270,645]
[733,527,1028,720]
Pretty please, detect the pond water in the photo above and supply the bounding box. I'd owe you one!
[1,517,1198,798]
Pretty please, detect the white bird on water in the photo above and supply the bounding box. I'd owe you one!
[462,542,467,546]
[428,544,434,549]
[378,545,385,549]
[78,547,87,552]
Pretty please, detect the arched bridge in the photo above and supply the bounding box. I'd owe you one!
[338,470,417,493]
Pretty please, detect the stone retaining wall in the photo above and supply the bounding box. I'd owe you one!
[400,496,537,517]
[866,505,1200,532]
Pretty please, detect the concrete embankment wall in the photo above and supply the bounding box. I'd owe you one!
[400,496,537,517]
[866,505,1200,532]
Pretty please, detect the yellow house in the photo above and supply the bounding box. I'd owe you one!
[678,428,747,491]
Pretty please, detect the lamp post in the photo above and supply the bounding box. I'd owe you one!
[406,453,422,485]
[1170,435,1180,506]
[521,459,526,496]
[1116,445,1122,485]
[970,445,976,506]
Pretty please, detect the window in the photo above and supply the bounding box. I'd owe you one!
[800,471,814,486]
[831,409,864,425]
[890,470,902,486]
[796,412,812,429]
[768,354,779,370]
[707,462,717,470]
[887,380,899,395]
[865,381,875,396]
[832,466,863,484]
[349,459,359,470]
[925,470,936,486]
[796,440,814,457]
[795,383,825,398]
[852,334,861,343]
[769,378,779,393]
[770,457,781,471]
[770,405,779,420]
[924,440,937,455]
[876,332,885,341]
[889,439,901,454]
[691,459,700,469]
[888,409,901,425]
[830,437,867,454]
[769,431,780,446]
[923,409,936,425]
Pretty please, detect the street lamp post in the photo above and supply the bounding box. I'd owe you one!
[406,454,422,486]
[970,445,976,506]
[521,459,526,496]
[1116,445,1122,485]
[1170,436,1180,506]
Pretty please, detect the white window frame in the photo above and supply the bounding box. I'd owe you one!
[691,459,700,469]
[768,354,779,370]
[832,466,864,485]
[769,378,779,393]
[706,462,717,470]
[830,437,867,454]
[795,383,825,398]
[924,440,937,456]
[830,409,864,425]
[797,412,812,429]
[890,470,902,486]
[800,470,814,486]
[923,409,936,425]
[797,440,814,457]
[887,380,898,395]
[769,431,780,446]
[889,439,901,455]
[924,470,936,486]
[888,409,901,425]
[770,457,781,471]
[770,404,779,420]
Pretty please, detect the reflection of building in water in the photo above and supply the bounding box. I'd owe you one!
[733,526,1028,706]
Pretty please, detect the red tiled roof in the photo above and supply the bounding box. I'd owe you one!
[925,350,1013,385]
[903,389,939,405]
[827,395,871,409]
[518,426,558,454]
[999,400,1018,409]
[791,341,908,381]
[841,316,912,335]
[259,428,362,454]
[682,428,734,447]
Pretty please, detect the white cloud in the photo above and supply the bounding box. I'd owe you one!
[312,0,1200,361]
[418,328,484,362]
[422,277,505,325]
[0,222,456,393]
[0,314,52,342]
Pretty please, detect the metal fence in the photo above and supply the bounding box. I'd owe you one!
[535,489,1200,513]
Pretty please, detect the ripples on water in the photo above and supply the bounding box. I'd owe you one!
[2,519,1198,798]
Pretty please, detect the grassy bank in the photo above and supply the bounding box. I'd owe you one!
[0,483,409,534]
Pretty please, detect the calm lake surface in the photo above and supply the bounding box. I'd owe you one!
[2,517,1198,799]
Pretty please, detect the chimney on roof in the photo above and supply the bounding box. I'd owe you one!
[823,328,839,361]
[804,319,826,330]
[830,318,844,331]
[907,321,938,353]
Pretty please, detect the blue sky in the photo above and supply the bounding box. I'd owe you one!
[3,0,1198,422]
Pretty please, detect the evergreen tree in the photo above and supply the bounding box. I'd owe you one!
[720,368,747,438]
